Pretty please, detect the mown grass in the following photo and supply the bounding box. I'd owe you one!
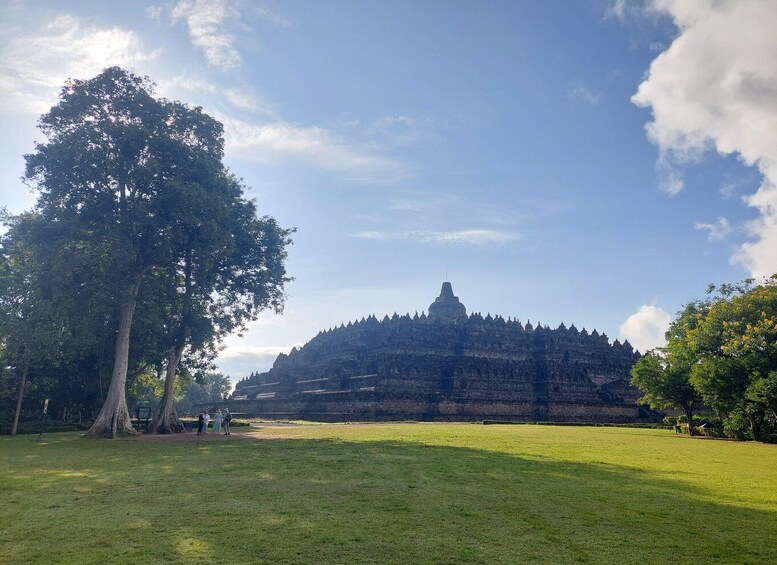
[1,424,776,564]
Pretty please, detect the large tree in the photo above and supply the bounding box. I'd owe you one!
[147,176,292,434]
[689,276,777,440]
[23,67,292,437]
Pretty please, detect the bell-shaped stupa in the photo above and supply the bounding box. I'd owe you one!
[428,281,467,322]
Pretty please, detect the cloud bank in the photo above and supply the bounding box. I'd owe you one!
[0,13,155,114]
[632,0,777,277]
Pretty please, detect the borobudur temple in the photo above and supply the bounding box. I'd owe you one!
[229,282,656,423]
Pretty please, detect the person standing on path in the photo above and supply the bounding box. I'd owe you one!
[223,408,232,435]
[197,411,205,435]
[212,408,223,434]
[203,410,211,434]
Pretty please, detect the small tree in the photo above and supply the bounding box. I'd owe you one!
[631,349,701,435]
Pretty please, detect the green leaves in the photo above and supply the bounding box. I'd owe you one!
[630,350,700,416]
[631,276,777,441]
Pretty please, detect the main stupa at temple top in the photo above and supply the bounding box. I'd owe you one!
[229,283,656,423]
[427,282,467,322]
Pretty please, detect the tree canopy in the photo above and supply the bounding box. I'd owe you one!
[631,275,777,441]
[3,67,292,437]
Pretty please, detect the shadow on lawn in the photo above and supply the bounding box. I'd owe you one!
[2,434,776,564]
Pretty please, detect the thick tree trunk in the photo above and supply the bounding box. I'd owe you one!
[11,353,30,435]
[148,347,185,434]
[686,409,695,437]
[748,413,763,442]
[85,281,140,438]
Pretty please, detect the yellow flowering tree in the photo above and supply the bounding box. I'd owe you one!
[689,276,777,440]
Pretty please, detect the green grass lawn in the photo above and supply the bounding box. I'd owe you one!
[2,424,776,564]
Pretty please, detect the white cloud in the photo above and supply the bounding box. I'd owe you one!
[352,192,527,241]
[383,193,528,226]
[167,0,289,70]
[367,115,425,146]
[170,0,242,70]
[0,14,155,114]
[350,229,519,245]
[163,75,276,115]
[632,0,777,277]
[604,0,653,23]
[658,168,683,197]
[694,217,732,242]
[618,304,671,353]
[386,193,462,215]
[570,85,602,105]
[606,0,628,21]
[221,116,410,181]
[719,179,738,200]
[734,176,777,275]
[252,5,290,28]
[224,89,262,112]
[146,5,164,21]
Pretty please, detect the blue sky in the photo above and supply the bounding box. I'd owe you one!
[2,0,776,385]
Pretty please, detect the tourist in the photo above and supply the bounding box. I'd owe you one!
[203,410,211,434]
[212,408,223,434]
[197,411,205,435]
[223,408,232,435]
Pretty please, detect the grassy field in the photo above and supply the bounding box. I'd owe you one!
[1,423,776,564]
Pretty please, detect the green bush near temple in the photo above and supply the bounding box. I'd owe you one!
[2,424,776,564]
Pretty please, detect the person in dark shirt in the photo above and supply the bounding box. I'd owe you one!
[197,411,205,435]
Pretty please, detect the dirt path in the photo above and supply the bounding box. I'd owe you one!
[129,426,300,444]
[129,421,430,444]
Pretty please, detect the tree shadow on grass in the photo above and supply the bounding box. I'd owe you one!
[2,434,776,564]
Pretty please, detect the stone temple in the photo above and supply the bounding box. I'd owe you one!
[229,283,655,422]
